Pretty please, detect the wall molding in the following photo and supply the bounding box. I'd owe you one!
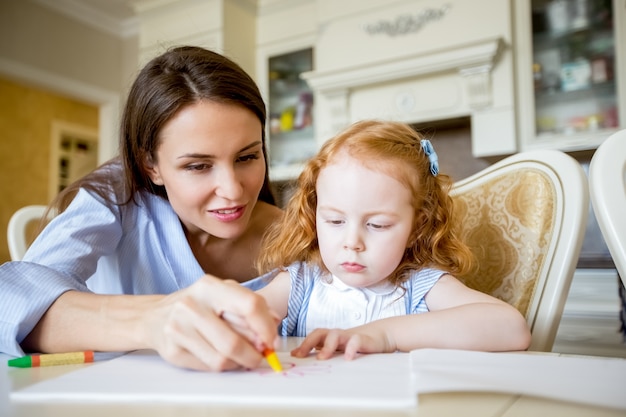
[0,57,121,164]
[33,0,139,38]
[302,37,502,93]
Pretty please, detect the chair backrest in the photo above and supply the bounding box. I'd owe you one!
[450,149,589,352]
[589,129,626,283]
[7,205,48,261]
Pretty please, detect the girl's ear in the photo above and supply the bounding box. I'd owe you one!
[144,155,164,186]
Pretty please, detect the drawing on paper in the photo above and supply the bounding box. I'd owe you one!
[250,360,332,377]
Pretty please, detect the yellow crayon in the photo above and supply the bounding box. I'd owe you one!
[262,348,283,373]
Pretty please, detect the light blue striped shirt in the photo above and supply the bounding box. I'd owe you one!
[0,188,265,357]
[280,262,445,337]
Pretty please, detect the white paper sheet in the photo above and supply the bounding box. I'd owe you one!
[411,348,626,410]
[11,349,415,409]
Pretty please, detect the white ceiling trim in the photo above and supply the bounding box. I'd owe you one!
[33,0,139,39]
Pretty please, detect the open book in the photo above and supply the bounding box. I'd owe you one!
[411,348,626,410]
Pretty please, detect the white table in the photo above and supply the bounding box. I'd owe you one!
[2,339,624,417]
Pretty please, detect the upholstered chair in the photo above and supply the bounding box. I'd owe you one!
[451,150,588,352]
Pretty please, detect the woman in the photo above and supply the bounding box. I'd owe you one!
[0,46,282,371]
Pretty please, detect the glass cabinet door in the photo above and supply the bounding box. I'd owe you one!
[531,0,619,140]
[267,48,315,181]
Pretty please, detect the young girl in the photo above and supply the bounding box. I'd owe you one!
[257,120,531,360]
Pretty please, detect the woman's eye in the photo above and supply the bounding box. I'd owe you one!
[185,163,211,171]
[237,152,261,163]
[326,219,344,225]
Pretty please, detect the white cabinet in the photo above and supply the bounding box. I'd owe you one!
[264,48,316,182]
[515,0,626,152]
[256,0,317,182]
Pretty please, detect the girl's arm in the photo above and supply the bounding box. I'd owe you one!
[256,270,291,320]
[292,274,531,359]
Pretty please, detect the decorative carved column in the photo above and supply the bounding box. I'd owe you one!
[460,64,494,110]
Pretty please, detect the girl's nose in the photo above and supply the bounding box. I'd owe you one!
[343,242,364,252]
[343,228,365,252]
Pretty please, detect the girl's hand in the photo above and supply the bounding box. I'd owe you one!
[144,274,278,371]
[291,327,395,360]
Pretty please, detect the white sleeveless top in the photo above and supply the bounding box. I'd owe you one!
[279,262,445,337]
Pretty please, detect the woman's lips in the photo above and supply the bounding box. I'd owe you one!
[210,206,245,222]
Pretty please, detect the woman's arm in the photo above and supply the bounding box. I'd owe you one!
[292,275,531,359]
[22,275,279,371]
[0,190,123,357]
[2,190,279,371]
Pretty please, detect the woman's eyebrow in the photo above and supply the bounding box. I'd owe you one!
[177,141,263,160]
[238,141,263,153]
[177,153,213,159]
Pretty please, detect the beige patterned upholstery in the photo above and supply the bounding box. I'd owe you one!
[451,150,588,352]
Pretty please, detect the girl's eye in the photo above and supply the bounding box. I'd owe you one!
[367,222,390,230]
[237,152,261,163]
[326,219,344,225]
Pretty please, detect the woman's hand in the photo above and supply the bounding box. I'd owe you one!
[291,327,395,360]
[145,274,279,371]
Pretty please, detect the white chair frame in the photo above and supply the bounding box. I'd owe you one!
[589,129,626,283]
[7,205,47,261]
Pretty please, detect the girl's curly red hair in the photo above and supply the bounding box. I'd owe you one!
[257,120,474,285]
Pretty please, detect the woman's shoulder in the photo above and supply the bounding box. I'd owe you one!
[255,201,283,221]
[72,188,175,230]
[250,201,283,233]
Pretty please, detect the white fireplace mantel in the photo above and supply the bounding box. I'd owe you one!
[302,35,516,157]
[302,37,503,94]
[297,0,518,159]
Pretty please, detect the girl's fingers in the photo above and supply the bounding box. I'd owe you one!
[291,330,326,357]
[292,329,366,361]
[316,330,343,359]
[291,329,345,359]
[343,335,363,360]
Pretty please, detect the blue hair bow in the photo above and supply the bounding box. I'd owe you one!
[420,139,439,176]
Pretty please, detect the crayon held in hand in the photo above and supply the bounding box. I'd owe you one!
[263,348,283,373]
[220,311,283,372]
